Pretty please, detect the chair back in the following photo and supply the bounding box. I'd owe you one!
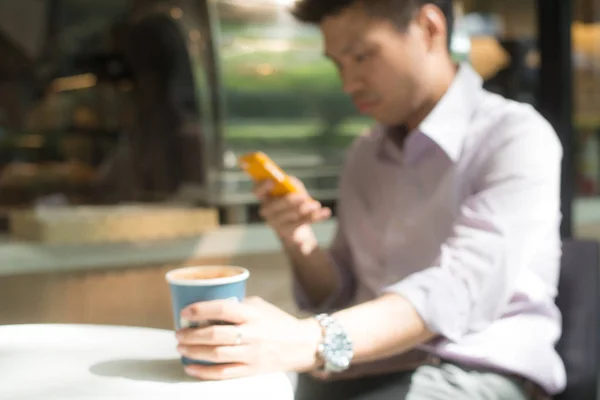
[555,240,599,400]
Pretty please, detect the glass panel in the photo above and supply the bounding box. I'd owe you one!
[0,0,134,207]
[461,0,539,105]
[572,0,600,239]
[209,0,512,207]
[0,0,208,207]
[213,0,371,166]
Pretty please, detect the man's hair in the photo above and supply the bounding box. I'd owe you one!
[292,0,454,49]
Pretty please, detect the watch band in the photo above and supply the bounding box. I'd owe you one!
[314,313,354,373]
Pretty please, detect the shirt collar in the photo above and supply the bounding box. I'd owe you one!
[378,63,483,165]
[416,62,483,162]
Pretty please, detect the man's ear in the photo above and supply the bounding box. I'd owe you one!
[414,4,448,53]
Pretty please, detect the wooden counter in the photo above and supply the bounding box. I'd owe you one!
[3,196,600,329]
[0,221,336,328]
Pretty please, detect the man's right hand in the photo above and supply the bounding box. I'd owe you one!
[255,177,338,306]
[254,177,331,244]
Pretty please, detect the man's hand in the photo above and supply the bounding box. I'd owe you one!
[254,177,339,307]
[254,178,331,246]
[175,297,322,380]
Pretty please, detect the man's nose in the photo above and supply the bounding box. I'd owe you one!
[340,69,363,95]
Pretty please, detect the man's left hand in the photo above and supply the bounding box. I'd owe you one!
[175,297,322,380]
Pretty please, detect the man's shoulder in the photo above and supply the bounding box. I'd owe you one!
[476,89,547,126]
[468,89,562,155]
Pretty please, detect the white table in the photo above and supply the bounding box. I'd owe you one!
[0,324,295,400]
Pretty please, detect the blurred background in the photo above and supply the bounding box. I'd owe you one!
[0,0,596,328]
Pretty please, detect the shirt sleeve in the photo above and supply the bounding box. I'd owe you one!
[382,110,563,342]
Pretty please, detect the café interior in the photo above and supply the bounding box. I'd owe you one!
[0,0,599,397]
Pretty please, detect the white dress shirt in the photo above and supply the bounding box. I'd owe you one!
[295,63,566,394]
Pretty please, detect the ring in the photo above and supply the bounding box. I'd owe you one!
[234,325,243,346]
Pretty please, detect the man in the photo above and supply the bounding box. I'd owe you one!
[175,1,564,399]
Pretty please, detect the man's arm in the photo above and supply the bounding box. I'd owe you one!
[258,141,361,312]
[330,293,436,363]
[281,227,340,308]
[283,214,357,311]
[177,112,563,380]
[286,138,365,312]
[303,111,563,365]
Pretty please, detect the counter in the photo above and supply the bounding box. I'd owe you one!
[0,220,336,277]
[0,221,336,328]
[2,197,600,329]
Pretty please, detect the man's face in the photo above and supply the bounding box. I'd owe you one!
[321,4,433,126]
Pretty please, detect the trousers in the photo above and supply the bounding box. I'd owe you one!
[295,360,547,400]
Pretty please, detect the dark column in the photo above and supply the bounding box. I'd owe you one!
[536,0,574,238]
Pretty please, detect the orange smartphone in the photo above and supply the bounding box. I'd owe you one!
[238,151,299,196]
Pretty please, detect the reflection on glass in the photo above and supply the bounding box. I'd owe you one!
[213,0,370,164]
[0,0,214,208]
[0,0,139,207]
[573,20,600,196]
[461,0,539,105]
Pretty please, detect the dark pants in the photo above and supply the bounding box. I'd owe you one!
[295,370,414,400]
[294,362,536,400]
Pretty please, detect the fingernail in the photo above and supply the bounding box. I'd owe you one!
[305,202,319,212]
[180,318,192,329]
[181,308,193,318]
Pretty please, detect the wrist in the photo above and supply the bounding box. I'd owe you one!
[313,313,354,373]
[280,226,319,256]
[297,317,324,372]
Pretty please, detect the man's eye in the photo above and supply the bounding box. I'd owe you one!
[354,51,371,63]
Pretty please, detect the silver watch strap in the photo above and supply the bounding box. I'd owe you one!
[315,313,354,373]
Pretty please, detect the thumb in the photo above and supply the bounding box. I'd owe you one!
[289,176,308,196]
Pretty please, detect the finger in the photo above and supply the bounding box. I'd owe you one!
[178,345,253,364]
[262,196,322,223]
[278,206,330,230]
[313,207,332,221]
[242,296,267,307]
[310,370,332,381]
[293,200,323,220]
[288,176,307,194]
[181,300,256,325]
[253,180,274,200]
[303,207,331,224]
[177,324,247,346]
[268,201,322,227]
[185,363,254,381]
[260,193,310,218]
[273,209,331,232]
[243,296,288,316]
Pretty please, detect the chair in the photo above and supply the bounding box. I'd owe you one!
[555,240,600,400]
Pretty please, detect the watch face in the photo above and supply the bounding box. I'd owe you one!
[323,331,353,371]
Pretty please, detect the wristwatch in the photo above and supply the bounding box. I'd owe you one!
[314,313,354,373]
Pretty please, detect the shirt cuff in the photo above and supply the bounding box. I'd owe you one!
[293,252,354,314]
[381,266,471,342]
